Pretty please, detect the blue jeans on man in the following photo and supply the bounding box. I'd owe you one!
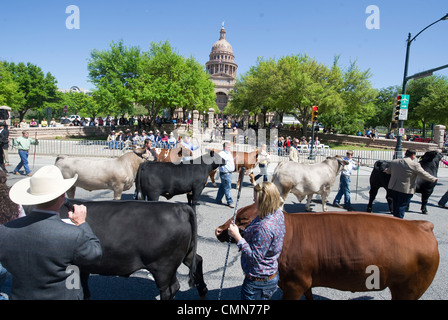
[390,189,413,219]
[13,150,31,175]
[333,175,352,209]
[216,172,233,206]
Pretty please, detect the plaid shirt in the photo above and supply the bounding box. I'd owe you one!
[237,208,285,278]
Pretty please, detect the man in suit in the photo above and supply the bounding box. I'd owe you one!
[0,165,102,300]
[385,149,438,219]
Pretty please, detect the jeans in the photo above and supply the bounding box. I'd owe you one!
[241,274,279,300]
[258,164,268,182]
[438,191,448,207]
[0,262,8,290]
[390,189,413,219]
[14,150,30,174]
[216,172,233,205]
[333,175,351,208]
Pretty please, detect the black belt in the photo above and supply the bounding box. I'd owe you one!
[220,171,231,174]
[246,273,277,282]
[18,150,28,153]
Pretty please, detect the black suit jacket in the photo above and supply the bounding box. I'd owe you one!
[0,210,102,300]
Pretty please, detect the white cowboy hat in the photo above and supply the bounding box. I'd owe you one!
[9,165,78,205]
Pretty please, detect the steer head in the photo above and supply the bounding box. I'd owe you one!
[205,150,226,169]
[215,203,258,243]
[327,156,349,174]
[418,150,443,164]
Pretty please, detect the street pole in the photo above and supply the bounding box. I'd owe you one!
[394,13,448,159]
[394,33,411,159]
[309,121,315,160]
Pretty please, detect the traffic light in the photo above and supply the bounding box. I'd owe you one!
[392,95,402,121]
[312,106,319,122]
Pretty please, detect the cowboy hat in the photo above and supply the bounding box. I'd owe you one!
[9,165,78,205]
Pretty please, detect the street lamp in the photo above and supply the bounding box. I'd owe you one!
[394,13,448,159]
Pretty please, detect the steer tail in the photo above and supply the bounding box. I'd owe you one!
[183,205,208,297]
[135,164,144,200]
[184,205,198,288]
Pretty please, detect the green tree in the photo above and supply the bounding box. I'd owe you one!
[334,61,376,134]
[367,86,400,129]
[228,58,279,127]
[406,75,448,134]
[88,40,141,116]
[61,91,100,120]
[0,62,24,109]
[89,40,216,127]
[4,62,59,120]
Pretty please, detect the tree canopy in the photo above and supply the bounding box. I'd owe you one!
[2,61,59,120]
[228,54,376,135]
[88,40,216,127]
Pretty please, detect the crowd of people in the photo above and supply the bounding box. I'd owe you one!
[106,129,178,150]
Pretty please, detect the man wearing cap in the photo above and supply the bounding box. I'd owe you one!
[333,150,360,211]
[12,130,38,176]
[0,165,102,299]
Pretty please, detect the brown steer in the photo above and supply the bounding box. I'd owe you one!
[152,147,193,162]
[215,203,439,300]
[208,149,258,187]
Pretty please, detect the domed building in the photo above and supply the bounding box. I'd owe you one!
[206,24,238,112]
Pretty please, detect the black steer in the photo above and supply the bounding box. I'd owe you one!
[366,150,442,214]
[135,150,225,210]
[55,200,208,300]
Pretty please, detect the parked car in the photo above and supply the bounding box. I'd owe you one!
[410,134,433,143]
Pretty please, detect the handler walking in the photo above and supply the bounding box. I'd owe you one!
[332,150,359,211]
[12,130,38,176]
[385,149,438,219]
[228,182,286,300]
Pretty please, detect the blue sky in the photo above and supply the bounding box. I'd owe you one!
[1,0,447,91]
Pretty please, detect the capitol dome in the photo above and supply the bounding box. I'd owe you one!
[211,26,233,54]
[206,24,238,112]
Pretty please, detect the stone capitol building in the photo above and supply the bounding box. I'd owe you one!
[206,24,238,112]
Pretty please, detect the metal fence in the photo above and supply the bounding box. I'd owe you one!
[9,139,446,168]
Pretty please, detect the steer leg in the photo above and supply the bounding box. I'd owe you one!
[249,172,255,186]
[209,169,217,187]
[321,191,329,212]
[66,185,76,199]
[420,192,430,214]
[366,186,379,212]
[149,263,181,300]
[305,195,312,212]
[183,253,208,299]
[113,187,123,200]
[280,279,312,300]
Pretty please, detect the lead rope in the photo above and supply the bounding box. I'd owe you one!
[218,167,245,300]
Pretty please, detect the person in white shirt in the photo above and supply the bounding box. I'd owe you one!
[332,151,360,211]
[215,142,235,208]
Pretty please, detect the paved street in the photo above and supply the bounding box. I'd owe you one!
[3,153,448,300]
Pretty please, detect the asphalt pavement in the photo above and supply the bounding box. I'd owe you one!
[3,154,448,300]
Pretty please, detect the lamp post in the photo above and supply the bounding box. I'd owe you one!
[394,13,448,159]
